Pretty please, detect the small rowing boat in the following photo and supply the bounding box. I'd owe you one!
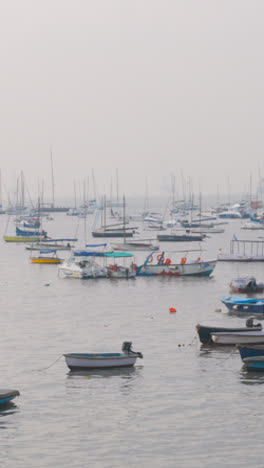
[64,342,143,370]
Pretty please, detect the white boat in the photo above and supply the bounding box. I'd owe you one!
[241,222,264,230]
[64,342,143,370]
[112,238,159,252]
[211,331,264,345]
[58,245,109,279]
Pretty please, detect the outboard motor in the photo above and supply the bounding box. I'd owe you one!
[122,341,143,358]
[246,317,261,329]
[246,317,254,328]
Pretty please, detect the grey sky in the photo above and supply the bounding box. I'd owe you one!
[1,1,264,202]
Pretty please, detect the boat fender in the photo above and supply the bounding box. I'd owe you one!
[180,257,187,265]
[165,258,171,265]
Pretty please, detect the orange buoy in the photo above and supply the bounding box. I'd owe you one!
[169,307,176,313]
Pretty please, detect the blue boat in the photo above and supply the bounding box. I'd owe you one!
[221,297,264,314]
[0,389,19,405]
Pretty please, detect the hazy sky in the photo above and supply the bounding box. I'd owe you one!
[1,1,264,202]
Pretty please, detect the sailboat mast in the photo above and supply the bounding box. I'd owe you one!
[116,169,119,203]
[50,149,55,208]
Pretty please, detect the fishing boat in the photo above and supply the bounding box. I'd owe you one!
[196,318,262,344]
[136,252,217,277]
[0,389,20,405]
[64,342,143,370]
[30,250,62,264]
[221,297,264,314]
[210,330,264,345]
[229,277,264,294]
[218,237,264,261]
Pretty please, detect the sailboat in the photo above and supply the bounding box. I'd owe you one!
[92,196,136,238]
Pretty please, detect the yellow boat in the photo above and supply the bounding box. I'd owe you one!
[30,249,62,264]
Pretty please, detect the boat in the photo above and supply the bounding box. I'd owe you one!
[210,330,264,345]
[112,238,159,252]
[196,318,262,344]
[218,237,264,261]
[58,249,108,279]
[136,252,217,277]
[230,277,264,294]
[16,226,47,237]
[104,252,137,278]
[64,341,143,370]
[0,389,20,405]
[221,297,264,314]
[218,211,242,219]
[25,238,77,251]
[241,222,264,230]
[30,250,62,264]
[157,232,205,242]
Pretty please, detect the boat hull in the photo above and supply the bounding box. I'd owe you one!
[64,353,138,369]
[4,236,46,243]
[211,331,264,345]
[30,258,62,264]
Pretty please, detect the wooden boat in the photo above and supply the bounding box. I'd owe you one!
[30,250,62,264]
[137,252,217,277]
[64,342,143,370]
[230,277,264,294]
[196,318,262,344]
[0,389,19,405]
[221,297,264,314]
[211,330,264,345]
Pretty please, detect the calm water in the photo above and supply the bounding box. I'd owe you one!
[1,213,264,467]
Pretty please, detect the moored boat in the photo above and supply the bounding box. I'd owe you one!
[64,342,143,370]
[221,297,264,314]
[230,277,264,294]
[30,250,62,264]
[196,318,262,344]
[137,252,217,277]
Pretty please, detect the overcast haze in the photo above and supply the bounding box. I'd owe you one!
[1,1,264,202]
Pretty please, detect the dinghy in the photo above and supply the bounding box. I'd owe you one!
[64,342,143,370]
[196,318,262,344]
